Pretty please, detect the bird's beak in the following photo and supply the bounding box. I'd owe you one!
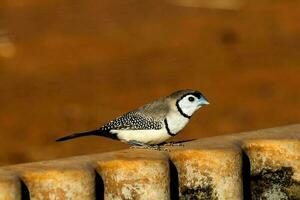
[199,96,210,106]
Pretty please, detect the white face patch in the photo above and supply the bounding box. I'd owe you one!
[177,94,201,117]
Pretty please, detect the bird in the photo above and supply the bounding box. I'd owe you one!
[56,89,209,147]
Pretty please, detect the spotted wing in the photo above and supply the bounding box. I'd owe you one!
[100,112,163,131]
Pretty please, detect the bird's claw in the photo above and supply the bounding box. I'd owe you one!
[161,142,185,147]
[130,145,170,152]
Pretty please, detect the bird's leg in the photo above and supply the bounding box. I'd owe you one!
[146,144,170,152]
[160,141,185,147]
[128,140,154,150]
[127,140,147,146]
[128,140,169,151]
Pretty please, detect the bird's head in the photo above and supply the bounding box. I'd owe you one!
[168,89,209,118]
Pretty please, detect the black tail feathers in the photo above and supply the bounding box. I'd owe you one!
[56,130,100,142]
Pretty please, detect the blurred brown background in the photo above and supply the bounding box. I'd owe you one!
[0,0,299,166]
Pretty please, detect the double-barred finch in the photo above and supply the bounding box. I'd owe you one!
[56,89,209,146]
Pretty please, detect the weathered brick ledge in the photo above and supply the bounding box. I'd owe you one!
[0,124,299,199]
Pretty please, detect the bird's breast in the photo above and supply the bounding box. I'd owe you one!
[165,112,189,134]
[110,129,171,145]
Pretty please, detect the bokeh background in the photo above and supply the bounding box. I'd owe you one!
[0,0,299,166]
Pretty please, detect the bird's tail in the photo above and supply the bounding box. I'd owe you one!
[56,130,100,142]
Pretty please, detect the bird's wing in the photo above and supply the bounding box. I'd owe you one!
[100,112,163,130]
[101,99,169,131]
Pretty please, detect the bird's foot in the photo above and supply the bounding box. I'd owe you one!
[161,141,185,147]
[130,144,170,152]
[128,141,170,151]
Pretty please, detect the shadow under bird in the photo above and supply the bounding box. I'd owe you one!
[56,89,209,147]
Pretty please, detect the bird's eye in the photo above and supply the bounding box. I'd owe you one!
[188,96,195,102]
